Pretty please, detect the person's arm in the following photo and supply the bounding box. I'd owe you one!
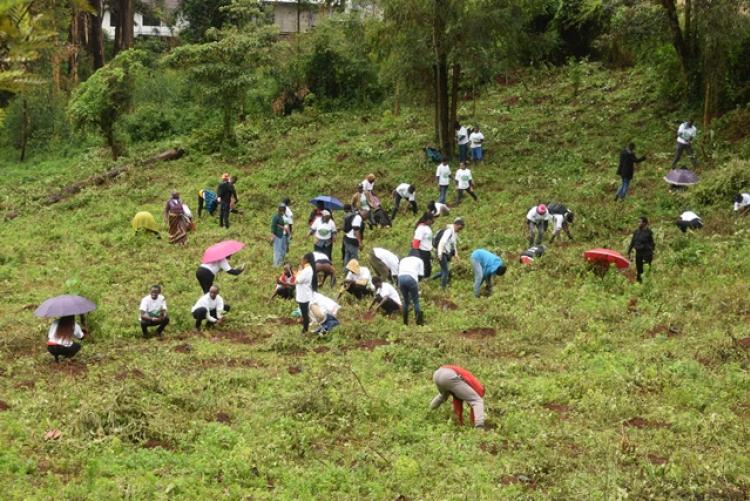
[215,298,224,322]
[355,228,362,247]
[627,232,636,257]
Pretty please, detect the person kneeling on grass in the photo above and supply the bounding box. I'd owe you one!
[430,365,485,428]
[338,259,374,300]
[369,276,402,316]
[192,285,230,330]
[676,210,703,233]
[428,200,451,218]
[47,315,87,362]
[312,251,337,287]
[310,292,341,335]
[470,249,507,298]
[271,263,296,300]
[733,193,750,215]
[139,285,169,338]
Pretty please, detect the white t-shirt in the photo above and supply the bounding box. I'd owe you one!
[734,193,750,212]
[373,247,399,277]
[469,131,484,148]
[376,282,402,306]
[311,219,336,240]
[313,251,331,263]
[311,292,340,316]
[456,126,469,146]
[139,294,167,320]
[358,192,370,210]
[398,256,425,282]
[679,211,701,222]
[199,258,233,275]
[395,183,415,201]
[182,204,193,219]
[432,202,450,216]
[527,207,551,223]
[191,293,225,321]
[346,266,374,290]
[295,265,314,302]
[283,206,294,225]
[435,163,451,186]
[361,179,374,192]
[677,123,697,145]
[48,321,84,347]
[552,214,566,232]
[437,225,457,258]
[345,214,363,240]
[455,168,473,190]
[413,224,433,251]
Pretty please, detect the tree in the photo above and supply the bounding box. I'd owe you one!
[177,0,231,42]
[67,49,147,159]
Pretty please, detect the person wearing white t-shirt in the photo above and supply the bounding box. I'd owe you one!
[398,251,425,325]
[295,254,315,333]
[343,207,368,266]
[428,200,451,218]
[369,276,402,316]
[435,161,451,203]
[339,259,374,300]
[310,292,341,335]
[672,119,698,167]
[191,285,230,330]
[469,127,485,163]
[369,247,400,284]
[455,122,470,163]
[390,183,417,221]
[139,285,169,338]
[547,204,574,243]
[733,193,750,215]
[526,204,552,246]
[454,163,478,205]
[675,210,703,233]
[47,315,87,362]
[308,210,337,261]
[282,197,294,241]
[196,256,245,293]
[433,218,465,289]
[411,212,435,278]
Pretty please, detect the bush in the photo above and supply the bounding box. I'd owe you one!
[690,159,750,207]
[121,104,176,143]
[1,85,71,158]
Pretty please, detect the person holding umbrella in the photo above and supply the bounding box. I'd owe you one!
[309,210,337,261]
[196,240,246,293]
[139,285,169,338]
[308,200,325,226]
[672,119,698,168]
[35,295,95,362]
[615,142,647,201]
[627,216,655,283]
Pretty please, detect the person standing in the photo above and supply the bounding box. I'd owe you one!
[411,212,435,278]
[435,159,451,204]
[217,173,237,228]
[454,163,478,204]
[398,251,425,325]
[191,285,230,330]
[615,142,647,201]
[430,365,485,428]
[295,253,315,333]
[433,218,465,289]
[526,204,551,247]
[343,207,368,266]
[672,119,698,168]
[455,122,470,163]
[282,198,294,241]
[470,249,506,298]
[271,204,289,267]
[139,285,169,338]
[469,126,485,164]
[163,191,188,245]
[47,315,87,362]
[390,183,417,221]
[309,210,336,261]
[195,256,244,293]
[627,216,655,283]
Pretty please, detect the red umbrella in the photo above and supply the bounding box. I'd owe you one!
[583,248,629,269]
[202,240,245,264]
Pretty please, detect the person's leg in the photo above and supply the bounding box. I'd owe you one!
[486,274,493,295]
[635,251,645,282]
[156,316,169,335]
[447,378,484,427]
[686,144,698,167]
[535,223,544,245]
[193,308,206,329]
[436,254,450,288]
[324,241,333,261]
[196,267,214,294]
[198,195,204,217]
[672,142,685,167]
[140,319,152,338]
[438,185,447,204]
[472,257,484,297]
[381,298,400,315]
[467,187,478,201]
[64,343,82,359]
[456,189,464,205]
[273,236,284,267]
[298,302,310,333]
[643,252,653,278]
[409,280,422,324]
[528,221,536,247]
[399,277,411,325]
[390,193,402,221]
[47,345,61,362]
[221,202,231,228]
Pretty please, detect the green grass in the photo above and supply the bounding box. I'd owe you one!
[1,62,750,499]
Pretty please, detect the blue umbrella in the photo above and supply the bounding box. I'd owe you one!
[309,196,344,211]
[34,295,96,318]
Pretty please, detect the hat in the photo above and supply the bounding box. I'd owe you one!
[277,203,286,209]
[537,204,547,215]
[322,210,331,216]
[222,173,230,181]
[346,259,360,274]
[453,217,465,226]
[366,173,375,182]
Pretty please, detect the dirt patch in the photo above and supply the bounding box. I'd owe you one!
[115,368,145,381]
[623,416,670,429]
[288,366,302,375]
[543,403,571,416]
[358,339,390,351]
[215,412,232,424]
[142,439,173,450]
[503,95,520,106]
[459,327,496,339]
[646,324,681,338]
[479,440,508,455]
[500,474,537,489]
[209,330,258,345]
[737,337,750,348]
[270,317,298,326]
[336,152,350,162]
[437,299,458,311]
[628,298,638,313]
[173,343,192,353]
[15,380,35,390]
[647,454,669,466]
[313,346,330,354]
[732,403,750,417]
[50,360,88,376]
[0,400,9,411]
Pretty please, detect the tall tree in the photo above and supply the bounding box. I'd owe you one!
[88,0,104,69]
[113,0,133,54]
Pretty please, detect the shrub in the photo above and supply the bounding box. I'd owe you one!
[690,159,750,207]
[1,85,71,159]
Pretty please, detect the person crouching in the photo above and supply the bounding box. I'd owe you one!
[191,285,230,330]
[430,365,485,428]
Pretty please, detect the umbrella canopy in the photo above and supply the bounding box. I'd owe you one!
[664,169,699,186]
[202,240,245,264]
[309,196,344,211]
[34,295,96,318]
[583,248,629,269]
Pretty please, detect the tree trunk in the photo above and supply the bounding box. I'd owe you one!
[116,0,134,53]
[449,63,460,155]
[684,0,692,55]
[432,0,450,155]
[68,12,80,85]
[297,0,301,33]
[433,65,439,143]
[88,0,105,70]
[660,0,690,76]
[19,98,29,162]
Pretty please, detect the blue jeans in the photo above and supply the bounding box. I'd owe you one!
[458,143,468,163]
[432,254,451,288]
[318,314,339,333]
[471,256,491,297]
[398,275,420,317]
[273,235,286,267]
[471,147,483,162]
[616,177,630,200]
[343,239,359,266]
[438,185,448,204]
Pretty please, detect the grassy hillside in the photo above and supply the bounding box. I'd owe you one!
[1,63,749,499]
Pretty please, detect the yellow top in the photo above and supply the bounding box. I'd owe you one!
[131,211,159,233]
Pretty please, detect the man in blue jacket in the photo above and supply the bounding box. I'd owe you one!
[470,249,506,297]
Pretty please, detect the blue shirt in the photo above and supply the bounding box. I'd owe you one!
[471,249,504,278]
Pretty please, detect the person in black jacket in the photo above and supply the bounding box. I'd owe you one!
[217,173,237,228]
[627,216,655,283]
[615,143,646,201]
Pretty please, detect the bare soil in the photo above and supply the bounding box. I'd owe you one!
[288,366,302,375]
[358,339,390,351]
[115,368,145,381]
[215,412,232,424]
[0,400,9,411]
[15,380,35,390]
[270,317,298,326]
[459,327,496,339]
[737,337,750,348]
[209,330,258,345]
[499,474,537,489]
[313,346,330,354]
[173,344,192,353]
[647,454,669,466]
[199,358,261,368]
[543,403,571,416]
[646,324,681,338]
[437,299,458,311]
[49,360,88,376]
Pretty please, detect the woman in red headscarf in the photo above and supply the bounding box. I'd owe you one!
[430,365,485,428]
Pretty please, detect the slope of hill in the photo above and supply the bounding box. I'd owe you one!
[1,63,749,499]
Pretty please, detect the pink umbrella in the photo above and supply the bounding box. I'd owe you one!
[583,248,629,269]
[202,240,245,264]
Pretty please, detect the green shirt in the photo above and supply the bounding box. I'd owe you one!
[271,213,285,238]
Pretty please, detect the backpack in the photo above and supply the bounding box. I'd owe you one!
[344,213,355,233]
[432,228,446,250]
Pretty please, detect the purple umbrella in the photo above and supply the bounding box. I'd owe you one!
[664,169,699,186]
[34,295,96,318]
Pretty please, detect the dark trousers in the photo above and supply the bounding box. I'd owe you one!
[48,343,81,362]
[390,193,417,221]
[141,317,169,337]
[380,298,401,315]
[438,185,448,204]
[676,219,703,233]
[192,305,230,329]
[398,275,421,324]
[455,188,477,205]
[432,253,452,288]
[345,283,372,300]
[418,249,432,278]
[458,143,468,163]
[672,142,698,167]
[635,250,652,282]
[196,267,215,293]
[219,201,231,228]
[298,301,310,333]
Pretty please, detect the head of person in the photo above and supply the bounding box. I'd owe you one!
[171,190,180,200]
[459,162,466,169]
[628,142,636,151]
[343,203,352,212]
[150,285,161,299]
[56,315,75,340]
[372,276,383,289]
[283,262,292,275]
[316,200,325,211]
[346,259,360,275]
[209,285,219,299]
[356,184,364,193]
[407,184,416,194]
[283,197,291,207]
[277,203,286,214]
[222,173,230,182]
[639,216,649,228]
[687,119,694,127]
[454,121,461,130]
[301,253,313,267]
[427,200,436,212]
[322,210,331,222]
[536,204,547,216]
[416,212,434,227]
[565,210,575,223]
[496,264,507,276]
[366,173,376,183]
[734,193,743,204]
[474,126,480,132]
[453,217,465,232]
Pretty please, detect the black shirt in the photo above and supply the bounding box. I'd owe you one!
[617,148,645,180]
[628,227,655,254]
[217,181,236,204]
